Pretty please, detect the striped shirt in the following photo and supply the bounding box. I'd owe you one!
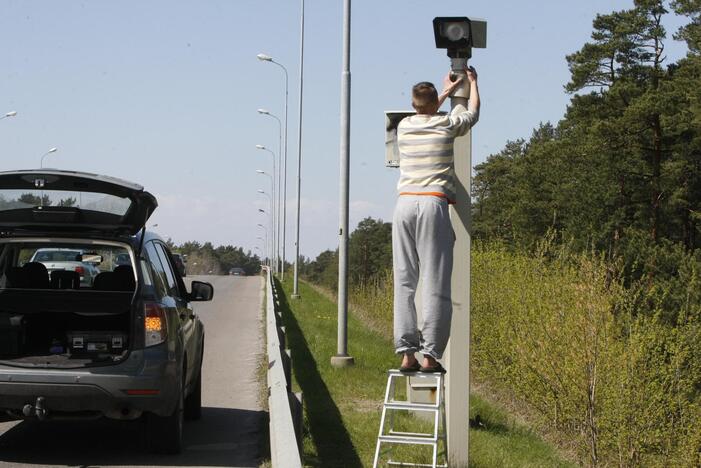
[396,103,478,203]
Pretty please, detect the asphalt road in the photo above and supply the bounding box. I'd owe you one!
[0,275,266,468]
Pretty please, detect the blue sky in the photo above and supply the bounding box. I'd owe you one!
[0,1,689,259]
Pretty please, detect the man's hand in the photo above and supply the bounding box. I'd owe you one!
[441,73,464,95]
[466,66,478,84]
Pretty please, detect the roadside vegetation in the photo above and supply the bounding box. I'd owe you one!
[277,277,572,467]
[295,3,701,465]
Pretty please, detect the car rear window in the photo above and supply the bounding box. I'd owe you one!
[0,189,131,216]
[33,250,82,262]
[0,241,134,290]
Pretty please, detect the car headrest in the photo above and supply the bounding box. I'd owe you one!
[22,262,50,289]
[113,265,135,291]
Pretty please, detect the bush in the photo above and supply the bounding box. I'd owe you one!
[472,241,701,466]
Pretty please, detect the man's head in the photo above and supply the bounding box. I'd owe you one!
[412,81,439,115]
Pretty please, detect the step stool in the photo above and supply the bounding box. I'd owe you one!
[373,369,447,468]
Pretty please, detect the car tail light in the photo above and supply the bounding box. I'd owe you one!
[144,302,167,347]
[74,266,85,276]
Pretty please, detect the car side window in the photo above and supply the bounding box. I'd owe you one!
[144,242,169,299]
[153,243,180,298]
[139,257,162,299]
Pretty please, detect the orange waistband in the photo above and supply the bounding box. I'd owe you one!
[399,192,456,204]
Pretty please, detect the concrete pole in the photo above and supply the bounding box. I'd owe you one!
[274,118,283,276]
[331,0,354,368]
[281,67,289,281]
[292,0,305,299]
[445,56,471,467]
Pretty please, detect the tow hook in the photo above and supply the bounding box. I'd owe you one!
[22,396,48,420]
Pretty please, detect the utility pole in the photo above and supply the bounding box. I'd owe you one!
[331,0,354,368]
[292,0,305,299]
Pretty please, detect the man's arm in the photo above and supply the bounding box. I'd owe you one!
[437,73,464,109]
[448,67,480,136]
[466,66,480,114]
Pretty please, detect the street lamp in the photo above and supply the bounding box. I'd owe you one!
[256,168,276,270]
[332,0,354,369]
[292,0,306,299]
[256,54,289,282]
[258,109,284,277]
[257,189,272,216]
[256,145,278,274]
[256,224,268,266]
[258,207,272,230]
[1,111,17,120]
[40,147,58,169]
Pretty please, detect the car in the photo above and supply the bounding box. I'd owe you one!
[228,267,245,276]
[114,252,131,266]
[0,170,214,454]
[172,253,186,277]
[29,247,101,287]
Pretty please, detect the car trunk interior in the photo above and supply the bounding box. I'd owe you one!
[0,239,137,368]
[0,289,134,369]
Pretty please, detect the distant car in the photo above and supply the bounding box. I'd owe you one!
[115,252,131,266]
[172,253,186,277]
[29,248,101,287]
[229,267,245,276]
[0,169,214,454]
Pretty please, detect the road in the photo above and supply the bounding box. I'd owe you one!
[0,275,266,468]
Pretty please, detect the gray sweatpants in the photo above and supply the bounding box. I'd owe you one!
[392,195,454,360]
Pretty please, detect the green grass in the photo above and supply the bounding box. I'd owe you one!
[277,276,573,468]
[468,394,573,468]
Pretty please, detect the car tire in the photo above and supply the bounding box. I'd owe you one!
[184,366,202,420]
[145,381,184,454]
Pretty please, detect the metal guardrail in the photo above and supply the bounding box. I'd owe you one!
[265,267,303,467]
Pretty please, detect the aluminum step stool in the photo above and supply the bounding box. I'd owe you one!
[373,369,447,468]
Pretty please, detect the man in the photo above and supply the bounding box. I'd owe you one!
[393,67,480,373]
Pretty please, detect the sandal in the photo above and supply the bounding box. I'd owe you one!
[419,362,446,374]
[399,361,421,373]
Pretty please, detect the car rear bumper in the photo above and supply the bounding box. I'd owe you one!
[0,347,179,419]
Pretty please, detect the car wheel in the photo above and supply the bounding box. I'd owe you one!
[145,381,184,454]
[184,366,202,420]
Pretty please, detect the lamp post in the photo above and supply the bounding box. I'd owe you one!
[40,147,58,169]
[257,190,273,255]
[257,189,272,205]
[256,54,289,282]
[431,16,486,467]
[256,145,278,274]
[256,169,276,270]
[258,207,273,250]
[256,224,268,266]
[331,0,354,369]
[0,111,17,120]
[291,0,305,299]
[258,109,284,277]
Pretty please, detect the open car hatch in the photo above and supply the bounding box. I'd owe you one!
[0,170,158,236]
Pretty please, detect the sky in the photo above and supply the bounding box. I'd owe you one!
[0,1,690,260]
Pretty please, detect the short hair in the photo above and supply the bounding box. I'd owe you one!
[412,82,438,114]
